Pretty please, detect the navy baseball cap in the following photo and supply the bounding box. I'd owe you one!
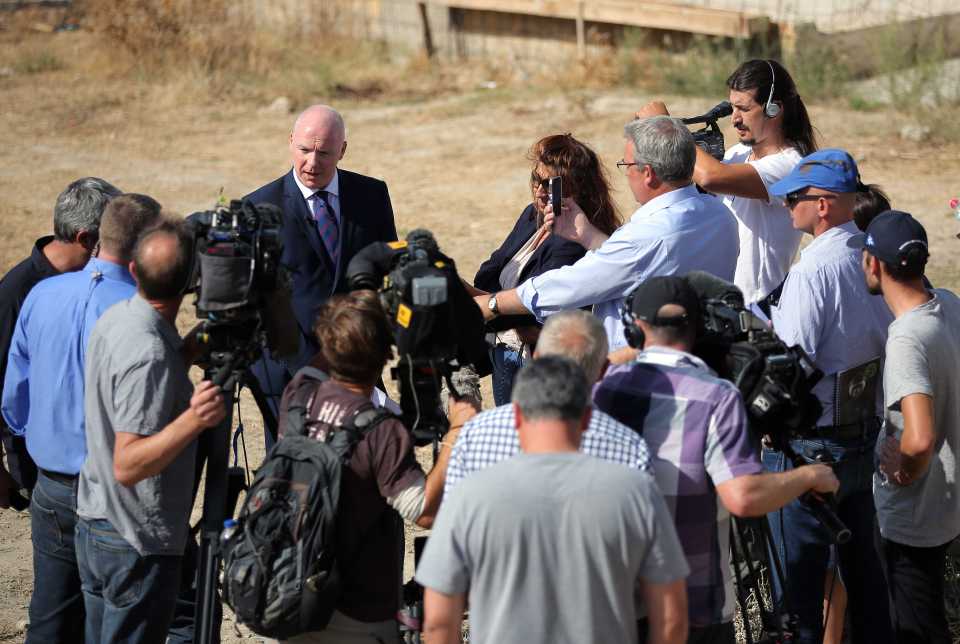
[630,276,701,327]
[848,209,929,269]
[769,148,860,198]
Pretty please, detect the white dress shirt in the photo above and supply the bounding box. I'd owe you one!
[292,168,341,228]
[771,220,894,426]
[516,184,739,350]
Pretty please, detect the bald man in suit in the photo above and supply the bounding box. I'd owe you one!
[245,105,397,440]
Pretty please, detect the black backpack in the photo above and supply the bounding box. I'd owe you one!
[221,366,393,639]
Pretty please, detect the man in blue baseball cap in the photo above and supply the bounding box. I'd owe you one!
[762,149,895,644]
[854,210,960,644]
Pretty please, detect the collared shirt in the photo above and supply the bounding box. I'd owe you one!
[292,167,342,227]
[594,346,763,627]
[444,404,651,499]
[79,294,194,556]
[516,184,738,350]
[771,221,893,427]
[1,258,136,474]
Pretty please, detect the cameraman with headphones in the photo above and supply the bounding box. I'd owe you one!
[637,59,817,306]
[594,275,839,643]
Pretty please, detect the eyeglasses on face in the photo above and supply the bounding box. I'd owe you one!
[616,159,641,174]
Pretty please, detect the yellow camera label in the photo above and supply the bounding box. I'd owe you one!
[397,303,412,328]
[388,240,408,250]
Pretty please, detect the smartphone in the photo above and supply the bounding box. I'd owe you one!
[549,176,562,217]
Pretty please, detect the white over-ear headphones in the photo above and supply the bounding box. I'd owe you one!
[764,60,781,118]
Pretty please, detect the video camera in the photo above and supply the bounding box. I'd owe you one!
[686,272,850,545]
[686,271,823,438]
[185,199,299,390]
[346,229,488,445]
[681,101,732,161]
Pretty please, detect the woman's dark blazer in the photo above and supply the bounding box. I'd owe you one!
[474,203,587,333]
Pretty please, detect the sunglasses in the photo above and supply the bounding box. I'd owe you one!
[781,192,837,209]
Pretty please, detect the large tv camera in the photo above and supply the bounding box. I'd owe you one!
[686,271,823,439]
[185,199,299,389]
[186,198,302,644]
[346,229,488,445]
[686,272,850,544]
[681,101,732,161]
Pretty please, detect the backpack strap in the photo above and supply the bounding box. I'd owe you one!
[337,406,396,459]
[284,366,330,438]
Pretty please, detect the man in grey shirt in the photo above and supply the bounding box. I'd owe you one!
[77,219,224,644]
[854,210,960,644]
[416,356,689,644]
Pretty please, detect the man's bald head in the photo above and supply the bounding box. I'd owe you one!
[290,105,347,190]
[131,218,193,301]
[292,105,345,140]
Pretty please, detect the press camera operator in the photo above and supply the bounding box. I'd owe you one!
[77,219,225,643]
[594,275,839,643]
[272,290,475,644]
[765,149,894,644]
[637,59,817,305]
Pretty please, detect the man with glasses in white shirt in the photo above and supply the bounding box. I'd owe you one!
[473,116,738,351]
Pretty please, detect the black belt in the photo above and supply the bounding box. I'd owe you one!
[39,468,78,485]
[812,418,881,441]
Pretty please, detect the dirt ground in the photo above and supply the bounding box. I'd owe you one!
[2,26,960,643]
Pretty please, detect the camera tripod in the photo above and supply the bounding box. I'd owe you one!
[193,348,279,644]
[731,437,851,644]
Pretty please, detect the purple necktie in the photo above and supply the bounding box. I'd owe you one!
[311,191,340,267]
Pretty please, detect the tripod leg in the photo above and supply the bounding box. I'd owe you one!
[194,381,237,644]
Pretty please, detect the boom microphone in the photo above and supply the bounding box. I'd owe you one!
[681,101,733,126]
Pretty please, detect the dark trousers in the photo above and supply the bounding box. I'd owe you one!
[27,470,84,644]
[875,523,952,644]
[763,435,893,644]
[76,518,182,644]
[637,619,735,644]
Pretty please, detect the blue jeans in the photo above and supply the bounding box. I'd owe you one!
[76,518,182,644]
[490,344,524,407]
[27,471,84,644]
[763,434,893,644]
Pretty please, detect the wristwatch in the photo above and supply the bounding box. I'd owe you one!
[487,293,500,317]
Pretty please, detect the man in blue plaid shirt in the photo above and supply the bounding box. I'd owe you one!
[445,309,650,498]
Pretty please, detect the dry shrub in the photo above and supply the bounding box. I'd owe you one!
[79,0,263,74]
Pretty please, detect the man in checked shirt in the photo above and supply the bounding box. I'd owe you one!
[444,308,651,499]
[596,275,840,644]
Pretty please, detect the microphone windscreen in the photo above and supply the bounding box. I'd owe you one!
[685,271,744,308]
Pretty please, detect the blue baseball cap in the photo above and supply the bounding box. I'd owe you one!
[847,209,929,269]
[769,149,860,198]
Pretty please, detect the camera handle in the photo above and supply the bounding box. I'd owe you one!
[781,444,852,544]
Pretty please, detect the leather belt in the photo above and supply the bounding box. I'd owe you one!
[811,417,881,441]
[39,468,78,485]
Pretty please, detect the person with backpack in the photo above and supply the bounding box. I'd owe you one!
[263,290,475,644]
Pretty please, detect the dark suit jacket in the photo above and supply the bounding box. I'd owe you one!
[245,168,397,356]
[474,203,587,332]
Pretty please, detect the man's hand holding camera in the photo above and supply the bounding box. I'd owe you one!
[190,380,226,429]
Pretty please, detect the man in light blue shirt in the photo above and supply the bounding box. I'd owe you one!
[1,194,162,643]
[764,149,894,644]
[474,116,738,350]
